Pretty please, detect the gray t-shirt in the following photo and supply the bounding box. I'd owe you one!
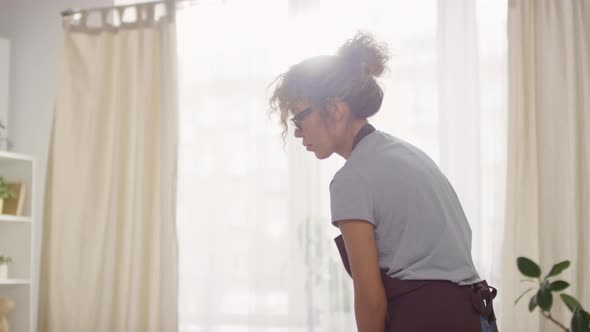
[330,130,481,285]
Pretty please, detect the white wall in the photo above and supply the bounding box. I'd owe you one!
[0,38,9,147]
[0,1,111,330]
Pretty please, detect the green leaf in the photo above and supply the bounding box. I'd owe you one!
[517,257,541,278]
[571,308,590,332]
[537,288,553,311]
[0,255,11,264]
[550,281,570,292]
[561,294,583,313]
[546,260,571,279]
[515,287,535,305]
[529,294,538,312]
[582,310,590,325]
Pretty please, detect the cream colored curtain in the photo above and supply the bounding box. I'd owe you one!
[501,0,590,331]
[39,3,178,332]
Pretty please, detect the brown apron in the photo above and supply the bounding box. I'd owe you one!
[334,235,498,331]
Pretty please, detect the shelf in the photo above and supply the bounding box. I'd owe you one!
[0,215,31,223]
[0,279,30,285]
[0,151,34,163]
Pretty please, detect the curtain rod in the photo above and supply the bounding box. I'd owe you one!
[60,0,198,17]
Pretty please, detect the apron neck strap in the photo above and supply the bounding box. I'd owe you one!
[352,123,376,151]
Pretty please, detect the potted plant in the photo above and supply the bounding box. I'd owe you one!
[0,255,11,279]
[0,176,15,213]
[516,256,590,332]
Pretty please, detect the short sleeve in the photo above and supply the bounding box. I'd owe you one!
[329,170,376,227]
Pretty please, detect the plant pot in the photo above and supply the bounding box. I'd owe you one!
[0,264,7,279]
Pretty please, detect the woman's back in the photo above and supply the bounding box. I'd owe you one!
[330,130,481,285]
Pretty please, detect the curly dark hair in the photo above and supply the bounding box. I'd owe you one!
[269,32,390,139]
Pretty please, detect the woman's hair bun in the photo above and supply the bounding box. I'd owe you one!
[337,32,390,78]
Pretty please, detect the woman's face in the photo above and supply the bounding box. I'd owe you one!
[291,102,346,159]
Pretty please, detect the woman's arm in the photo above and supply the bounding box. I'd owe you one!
[337,220,387,332]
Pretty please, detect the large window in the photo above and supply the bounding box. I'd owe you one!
[175,0,506,330]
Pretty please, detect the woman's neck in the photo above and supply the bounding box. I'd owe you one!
[336,119,369,160]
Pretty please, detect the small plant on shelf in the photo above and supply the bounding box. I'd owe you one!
[0,255,12,279]
[0,176,14,214]
[0,177,15,200]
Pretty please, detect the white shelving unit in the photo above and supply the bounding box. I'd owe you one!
[0,151,35,332]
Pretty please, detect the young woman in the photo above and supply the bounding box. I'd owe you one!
[269,33,498,332]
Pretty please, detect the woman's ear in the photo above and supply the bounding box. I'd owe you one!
[326,100,346,123]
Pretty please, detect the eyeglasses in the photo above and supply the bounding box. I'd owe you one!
[290,107,313,132]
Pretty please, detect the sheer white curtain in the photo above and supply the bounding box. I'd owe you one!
[175,0,507,331]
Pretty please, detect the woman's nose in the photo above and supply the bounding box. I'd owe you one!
[294,128,302,138]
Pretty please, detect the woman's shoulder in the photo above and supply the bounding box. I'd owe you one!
[330,158,372,192]
[349,130,409,164]
[371,130,437,164]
